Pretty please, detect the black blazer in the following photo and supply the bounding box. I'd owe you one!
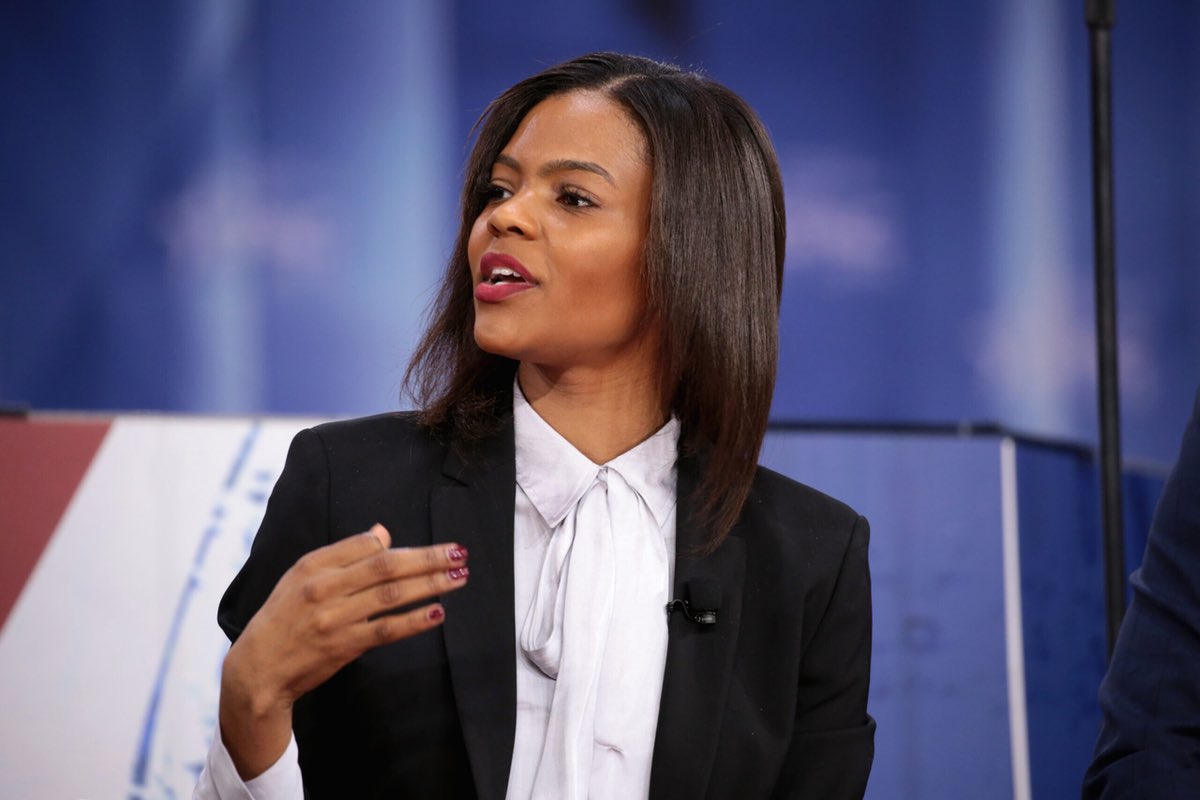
[1083,389,1200,798]
[219,411,875,799]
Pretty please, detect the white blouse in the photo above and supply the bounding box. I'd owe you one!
[507,387,677,799]
[194,390,678,799]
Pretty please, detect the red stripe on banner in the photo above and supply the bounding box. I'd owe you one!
[0,417,112,631]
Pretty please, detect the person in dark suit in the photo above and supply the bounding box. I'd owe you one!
[196,52,874,799]
[1083,388,1200,798]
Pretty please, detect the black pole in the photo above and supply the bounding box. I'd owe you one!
[1085,0,1125,660]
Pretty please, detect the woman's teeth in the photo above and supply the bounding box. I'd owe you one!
[488,267,522,284]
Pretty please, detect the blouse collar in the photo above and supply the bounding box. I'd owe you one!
[513,381,679,529]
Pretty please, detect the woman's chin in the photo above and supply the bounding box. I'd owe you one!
[472,326,525,362]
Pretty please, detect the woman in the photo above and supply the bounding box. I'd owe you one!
[197,52,874,799]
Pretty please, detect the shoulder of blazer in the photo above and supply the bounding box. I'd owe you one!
[306,410,440,450]
[742,464,864,543]
[734,464,869,624]
[298,412,455,482]
[304,411,515,487]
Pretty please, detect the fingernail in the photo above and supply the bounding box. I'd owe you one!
[448,567,469,581]
[447,546,468,562]
[427,605,445,622]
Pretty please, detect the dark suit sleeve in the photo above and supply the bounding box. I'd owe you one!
[1083,390,1200,799]
[771,513,876,799]
[218,426,332,642]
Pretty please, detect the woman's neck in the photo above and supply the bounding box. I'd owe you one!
[517,361,668,465]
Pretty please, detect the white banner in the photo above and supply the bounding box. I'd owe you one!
[0,416,323,799]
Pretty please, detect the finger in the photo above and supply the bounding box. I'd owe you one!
[337,563,469,624]
[366,523,391,549]
[351,603,448,652]
[299,524,390,571]
[333,541,469,596]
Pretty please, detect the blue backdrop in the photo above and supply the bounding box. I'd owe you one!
[3,0,1197,464]
[3,2,1198,797]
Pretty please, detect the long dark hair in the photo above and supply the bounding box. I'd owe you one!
[405,52,786,551]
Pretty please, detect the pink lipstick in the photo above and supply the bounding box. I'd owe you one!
[476,252,538,303]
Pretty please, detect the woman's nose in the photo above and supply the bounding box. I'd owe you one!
[486,191,536,238]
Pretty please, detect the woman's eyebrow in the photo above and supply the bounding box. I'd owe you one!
[494,154,616,186]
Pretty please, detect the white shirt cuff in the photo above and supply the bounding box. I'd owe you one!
[193,724,303,800]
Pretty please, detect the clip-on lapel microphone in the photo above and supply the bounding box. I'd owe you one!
[665,577,720,626]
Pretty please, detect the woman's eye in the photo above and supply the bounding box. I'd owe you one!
[481,183,512,202]
[559,189,596,209]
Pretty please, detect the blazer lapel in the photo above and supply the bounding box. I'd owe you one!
[649,455,747,799]
[430,420,517,800]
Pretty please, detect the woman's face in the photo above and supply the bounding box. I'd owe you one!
[467,90,654,375]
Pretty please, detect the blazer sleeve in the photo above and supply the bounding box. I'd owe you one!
[771,513,875,799]
[218,426,332,642]
[212,418,481,799]
[1083,390,1200,798]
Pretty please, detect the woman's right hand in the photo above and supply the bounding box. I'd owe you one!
[218,523,469,779]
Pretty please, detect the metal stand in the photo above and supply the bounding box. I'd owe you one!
[1085,0,1125,660]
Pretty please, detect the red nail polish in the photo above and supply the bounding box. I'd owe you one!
[447,546,468,562]
[427,606,445,621]
[448,567,469,581]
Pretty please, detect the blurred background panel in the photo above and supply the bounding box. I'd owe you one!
[3,4,1198,798]
[2,0,1197,461]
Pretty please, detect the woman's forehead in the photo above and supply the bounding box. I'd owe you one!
[495,91,648,177]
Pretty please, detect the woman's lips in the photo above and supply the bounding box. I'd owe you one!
[476,252,537,303]
[475,281,534,302]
